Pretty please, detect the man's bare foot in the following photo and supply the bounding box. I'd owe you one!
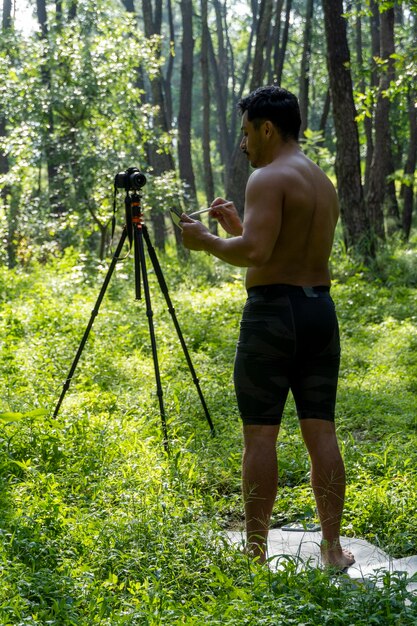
[321,539,355,571]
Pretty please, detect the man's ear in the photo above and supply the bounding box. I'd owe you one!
[264,120,274,138]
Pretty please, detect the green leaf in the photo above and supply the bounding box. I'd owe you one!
[23,408,48,418]
[0,412,24,422]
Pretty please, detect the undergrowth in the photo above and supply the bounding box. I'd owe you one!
[0,240,417,624]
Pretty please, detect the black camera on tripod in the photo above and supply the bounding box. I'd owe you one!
[114,166,147,191]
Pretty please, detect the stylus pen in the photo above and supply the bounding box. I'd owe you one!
[188,202,230,217]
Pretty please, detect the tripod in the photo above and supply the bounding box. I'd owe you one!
[53,184,215,452]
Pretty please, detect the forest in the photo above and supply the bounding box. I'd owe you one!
[1,0,417,263]
[1,0,417,624]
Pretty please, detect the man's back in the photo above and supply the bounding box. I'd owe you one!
[246,148,339,288]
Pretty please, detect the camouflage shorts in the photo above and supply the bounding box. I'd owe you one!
[234,284,340,425]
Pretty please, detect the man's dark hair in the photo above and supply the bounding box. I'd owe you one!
[238,86,301,141]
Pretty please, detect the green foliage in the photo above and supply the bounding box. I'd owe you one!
[1,243,417,622]
[301,129,333,171]
[0,1,177,262]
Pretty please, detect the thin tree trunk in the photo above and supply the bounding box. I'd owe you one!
[268,0,284,83]
[299,0,314,137]
[141,0,175,250]
[200,0,216,234]
[251,0,273,88]
[177,0,196,206]
[356,1,374,197]
[1,0,14,266]
[2,0,11,29]
[275,0,292,86]
[319,88,331,135]
[382,7,400,231]
[208,31,232,176]
[366,5,397,240]
[213,0,228,104]
[402,89,417,240]
[231,8,257,141]
[36,0,63,214]
[223,6,258,212]
[164,0,175,126]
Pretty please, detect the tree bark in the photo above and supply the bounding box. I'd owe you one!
[1,0,14,266]
[322,0,371,254]
[275,0,292,86]
[163,0,175,127]
[268,0,284,84]
[366,5,397,240]
[141,0,176,250]
[2,0,11,29]
[200,0,216,234]
[207,4,233,175]
[355,1,374,197]
[319,88,331,135]
[35,0,63,214]
[251,0,273,88]
[299,0,314,137]
[402,88,417,240]
[177,0,197,206]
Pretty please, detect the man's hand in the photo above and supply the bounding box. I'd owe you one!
[209,198,243,236]
[181,214,211,251]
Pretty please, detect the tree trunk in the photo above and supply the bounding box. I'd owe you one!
[382,7,400,231]
[163,0,175,127]
[141,0,176,250]
[355,1,373,197]
[322,0,371,255]
[177,0,197,206]
[226,0,279,214]
[223,7,258,213]
[208,7,233,176]
[268,0,284,83]
[213,0,229,104]
[275,0,292,86]
[402,89,417,240]
[1,0,14,266]
[2,0,11,29]
[36,0,62,214]
[319,88,331,135]
[251,0,273,88]
[299,0,314,137]
[366,6,397,240]
[200,0,216,234]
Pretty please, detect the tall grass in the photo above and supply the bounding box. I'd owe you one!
[0,242,417,624]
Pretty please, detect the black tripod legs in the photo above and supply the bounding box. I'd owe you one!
[134,222,170,452]
[53,228,128,420]
[52,220,214,449]
[142,224,215,436]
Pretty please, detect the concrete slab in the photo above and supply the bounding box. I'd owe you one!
[226,529,417,591]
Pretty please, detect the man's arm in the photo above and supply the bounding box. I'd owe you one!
[181,168,283,267]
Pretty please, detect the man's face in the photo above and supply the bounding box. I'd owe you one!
[240,111,264,168]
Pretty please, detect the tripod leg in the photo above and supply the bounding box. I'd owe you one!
[141,225,215,436]
[53,228,128,418]
[134,223,170,453]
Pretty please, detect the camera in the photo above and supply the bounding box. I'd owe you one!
[114,166,147,191]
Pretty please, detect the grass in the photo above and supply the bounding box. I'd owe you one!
[1,241,417,623]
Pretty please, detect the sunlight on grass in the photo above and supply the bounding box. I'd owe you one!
[1,246,417,622]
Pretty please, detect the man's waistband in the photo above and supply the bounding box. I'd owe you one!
[247,284,331,298]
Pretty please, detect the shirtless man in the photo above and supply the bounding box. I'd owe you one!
[180,86,354,570]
